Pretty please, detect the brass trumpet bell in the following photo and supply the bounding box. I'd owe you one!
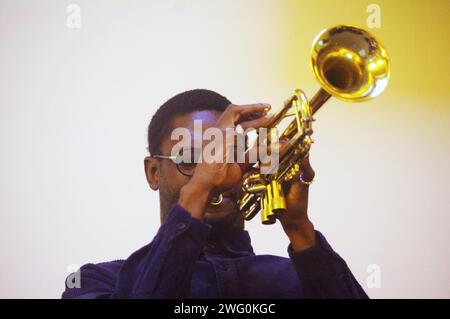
[237,25,390,225]
[311,25,390,102]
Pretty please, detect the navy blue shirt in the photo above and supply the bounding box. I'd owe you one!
[62,204,368,299]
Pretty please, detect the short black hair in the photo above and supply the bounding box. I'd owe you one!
[147,89,232,155]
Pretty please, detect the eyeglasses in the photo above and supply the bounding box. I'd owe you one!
[150,148,201,177]
[151,144,249,177]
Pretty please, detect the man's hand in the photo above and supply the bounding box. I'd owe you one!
[279,154,316,251]
[179,103,272,220]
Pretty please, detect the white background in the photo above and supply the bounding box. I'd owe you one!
[0,0,449,298]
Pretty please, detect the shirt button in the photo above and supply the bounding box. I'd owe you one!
[220,263,228,271]
[176,222,186,230]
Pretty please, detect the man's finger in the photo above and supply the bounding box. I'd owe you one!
[239,113,273,131]
[232,103,271,117]
[218,103,271,128]
[299,154,315,181]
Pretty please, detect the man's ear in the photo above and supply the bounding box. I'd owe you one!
[144,156,160,190]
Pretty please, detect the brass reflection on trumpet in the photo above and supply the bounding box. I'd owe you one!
[234,24,390,225]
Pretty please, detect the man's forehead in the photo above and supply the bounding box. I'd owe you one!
[162,110,222,149]
[171,110,221,129]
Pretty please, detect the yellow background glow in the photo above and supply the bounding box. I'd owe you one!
[0,0,448,298]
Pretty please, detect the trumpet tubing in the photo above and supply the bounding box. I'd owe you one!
[235,25,390,225]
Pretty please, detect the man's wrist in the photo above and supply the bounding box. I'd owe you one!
[178,180,213,220]
[283,219,316,252]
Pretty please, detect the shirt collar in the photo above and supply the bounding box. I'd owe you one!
[203,229,254,257]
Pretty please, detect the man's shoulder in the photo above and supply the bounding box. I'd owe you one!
[80,259,125,275]
[75,259,125,284]
[62,259,126,299]
[71,242,154,287]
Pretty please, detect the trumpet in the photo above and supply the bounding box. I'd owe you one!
[236,24,390,224]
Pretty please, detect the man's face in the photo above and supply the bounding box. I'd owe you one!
[145,110,244,232]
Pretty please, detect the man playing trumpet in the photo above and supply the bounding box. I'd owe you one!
[62,89,367,299]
